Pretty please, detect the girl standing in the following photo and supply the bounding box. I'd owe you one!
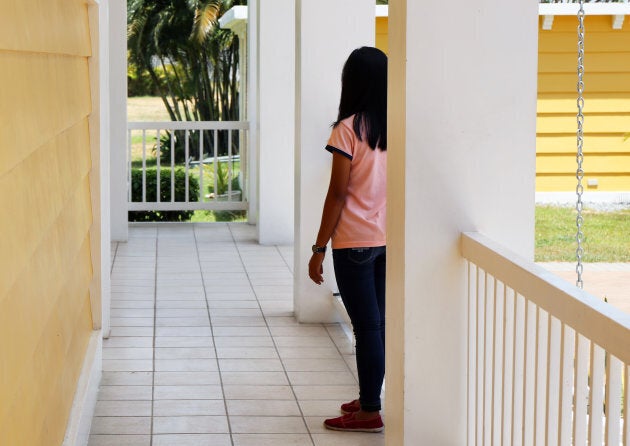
[308,46,387,433]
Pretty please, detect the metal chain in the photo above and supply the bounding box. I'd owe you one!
[575,0,586,289]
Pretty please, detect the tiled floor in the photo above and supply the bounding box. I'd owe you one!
[88,223,385,446]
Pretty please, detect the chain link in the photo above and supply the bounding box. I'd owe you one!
[575,0,586,289]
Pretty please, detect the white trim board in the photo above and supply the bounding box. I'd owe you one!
[62,331,102,446]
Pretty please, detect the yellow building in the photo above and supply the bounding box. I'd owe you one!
[538,13,630,193]
[0,1,103,445]
[376,6,630,194]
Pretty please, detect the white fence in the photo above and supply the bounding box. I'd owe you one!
[127,121,249,213]
[462,232,629,446]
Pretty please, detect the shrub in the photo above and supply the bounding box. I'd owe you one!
[129,167,199,222]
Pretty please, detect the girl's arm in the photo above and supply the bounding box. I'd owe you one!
[308,152,351,284]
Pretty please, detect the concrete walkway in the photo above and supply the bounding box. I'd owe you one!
[538,262,630,315]
[89,223,384,446]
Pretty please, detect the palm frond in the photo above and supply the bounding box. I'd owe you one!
[192,1,222,44]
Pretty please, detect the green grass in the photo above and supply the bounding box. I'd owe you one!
[128,96,171,121]
[535,205,630,262]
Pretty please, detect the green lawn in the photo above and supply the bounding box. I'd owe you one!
[535,205,630,262]
[128,96,171,121]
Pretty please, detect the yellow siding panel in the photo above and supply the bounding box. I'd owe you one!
[0,120,92,299]
[0,52,91,175]
[537,174,630,192]
[538,94,630,113]
[0,0,90,56]
[0,181,93,425]
[539,52,630,73]
[376,17,388,55]
[0,1,95,441]
[537,154,630,174]
[537,18,630,191]
[537,114,630,133]
[539,30,630,53]
[538,73,630,94]
[537,134,630,154]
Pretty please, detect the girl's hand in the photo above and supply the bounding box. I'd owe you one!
[308,253,325,285]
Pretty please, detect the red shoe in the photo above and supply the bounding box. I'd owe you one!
[324,412,384,433]
[340,399,361,414]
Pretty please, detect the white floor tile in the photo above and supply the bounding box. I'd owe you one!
[154,371,220,386]
[152,434,231,446]
[152,416,229,434]
[88,434,151,446]
[226,399,300,416]
[94,400,152,417]
[222,385,295,400]
[97,225,373,444]
[230,416,308,434]
[153,400,226,417]
[153,385,223,400]
[90,417,151,435]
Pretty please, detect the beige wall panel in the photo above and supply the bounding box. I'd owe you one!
[537,134,630,154]
[0,52,91,175]
[537,174,630,191]
[0,120,91,298]
[537,153,630,173]
[538,94,630,113]
[0,182,92,424]
[537,114,630,133]
[0,0,90,56]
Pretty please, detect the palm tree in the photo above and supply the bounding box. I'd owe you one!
[128,0,244,161]
[128,0,242,123]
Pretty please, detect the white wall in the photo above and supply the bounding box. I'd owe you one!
[293,0,375,323]
[109,0,128,242]
[386,1,538,444]
[256,0,295,245]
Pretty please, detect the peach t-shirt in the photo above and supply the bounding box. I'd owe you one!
[325,115,387,249]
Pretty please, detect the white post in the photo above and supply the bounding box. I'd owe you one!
[247,0,258,225]
[88,0,111,338]
[386,1,538,444]
[293,0,374,322]
[109,0,128,242]
[256,0,295,245]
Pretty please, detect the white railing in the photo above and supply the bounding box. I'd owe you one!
[462,232,629,446]
[127,121,249,212]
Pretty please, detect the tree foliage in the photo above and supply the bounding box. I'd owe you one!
[128,0,245,122]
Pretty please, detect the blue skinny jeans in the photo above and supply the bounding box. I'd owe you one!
[333,246,386,412]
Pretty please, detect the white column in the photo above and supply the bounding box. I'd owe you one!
[256,0,295,245]
[294,0,374,322]
[109,0,128,242]
[247,1,258,225]
[386,1,538,444]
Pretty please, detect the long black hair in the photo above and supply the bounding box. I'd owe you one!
[334,46,387,151]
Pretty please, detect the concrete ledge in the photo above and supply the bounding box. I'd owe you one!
[536,191,630,205]
[62,331,102,446]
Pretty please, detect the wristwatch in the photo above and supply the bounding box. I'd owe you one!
[312,244,327,254]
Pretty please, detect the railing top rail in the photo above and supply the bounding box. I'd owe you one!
[128,121,250,131]
[461,231,630,364]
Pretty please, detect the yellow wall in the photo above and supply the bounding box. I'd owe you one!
[538,15,630,192]
[376,16,389,55]
[0,1,97,445]
[375,14,630,192]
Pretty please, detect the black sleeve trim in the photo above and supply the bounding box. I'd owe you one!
[325,145,353,160]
